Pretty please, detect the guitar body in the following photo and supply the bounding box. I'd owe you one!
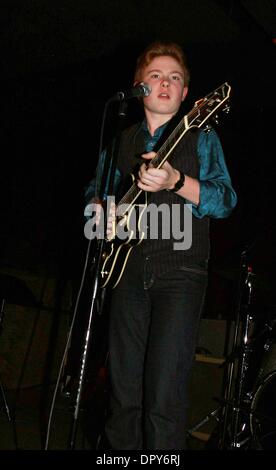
[100,237,139,289]
[100,184,148,288]
[98,82,231,289]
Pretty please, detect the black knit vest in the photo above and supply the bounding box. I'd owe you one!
[117,122,210,276]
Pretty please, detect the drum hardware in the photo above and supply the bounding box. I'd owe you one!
[187,248,255,448]
[217,247,257,449]
[247,318,276,449]
[264,340,272,351]
[187,406,221,438]
[218,273,275,449]
[0,298,18,451]
[207,244,275,449]
[188,244,276,449]
[254,320,276,384]
[0,298,12,422]
[249,370,276,449]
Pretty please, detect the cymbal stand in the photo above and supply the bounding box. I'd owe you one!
[0,298,12,422]
[220,250,255,449]
[231,270,255,448]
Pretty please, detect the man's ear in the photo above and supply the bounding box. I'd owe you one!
[182,86,188,101]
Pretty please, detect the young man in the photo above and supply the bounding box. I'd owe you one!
[85,41,237,450]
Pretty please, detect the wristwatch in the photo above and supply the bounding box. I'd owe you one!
[167,171,185,193]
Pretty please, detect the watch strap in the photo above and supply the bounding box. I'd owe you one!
[167,171,185,193]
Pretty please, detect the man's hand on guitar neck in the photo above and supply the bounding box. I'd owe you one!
[137,151,200,205]
[137,151,181,192]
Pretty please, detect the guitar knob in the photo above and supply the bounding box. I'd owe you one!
[214,115,219,125]
[203,124,212,133]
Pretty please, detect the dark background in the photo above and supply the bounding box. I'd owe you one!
[1,0,276,316]
[0,0,275,451]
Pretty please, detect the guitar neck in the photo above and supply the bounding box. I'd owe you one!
[117,118,189,211]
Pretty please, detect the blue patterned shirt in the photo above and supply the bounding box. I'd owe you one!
[84,120,237,219]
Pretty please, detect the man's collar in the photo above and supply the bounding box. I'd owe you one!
[141,119,169,138]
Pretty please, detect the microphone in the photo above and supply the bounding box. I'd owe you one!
[111,82,151,101]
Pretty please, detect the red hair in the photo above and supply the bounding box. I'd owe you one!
[134,41,190,85]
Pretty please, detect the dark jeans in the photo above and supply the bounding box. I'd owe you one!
[105,250,207,450]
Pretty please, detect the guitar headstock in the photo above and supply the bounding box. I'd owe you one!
[190,82,231,131]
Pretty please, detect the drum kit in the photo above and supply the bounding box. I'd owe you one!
[213,247,276,450]
[190,246,276,450]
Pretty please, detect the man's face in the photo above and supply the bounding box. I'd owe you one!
[140,55,188,120]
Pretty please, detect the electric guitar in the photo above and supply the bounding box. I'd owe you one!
[100,82,231,288]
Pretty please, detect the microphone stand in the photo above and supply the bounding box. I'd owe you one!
[67,98,128,450]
